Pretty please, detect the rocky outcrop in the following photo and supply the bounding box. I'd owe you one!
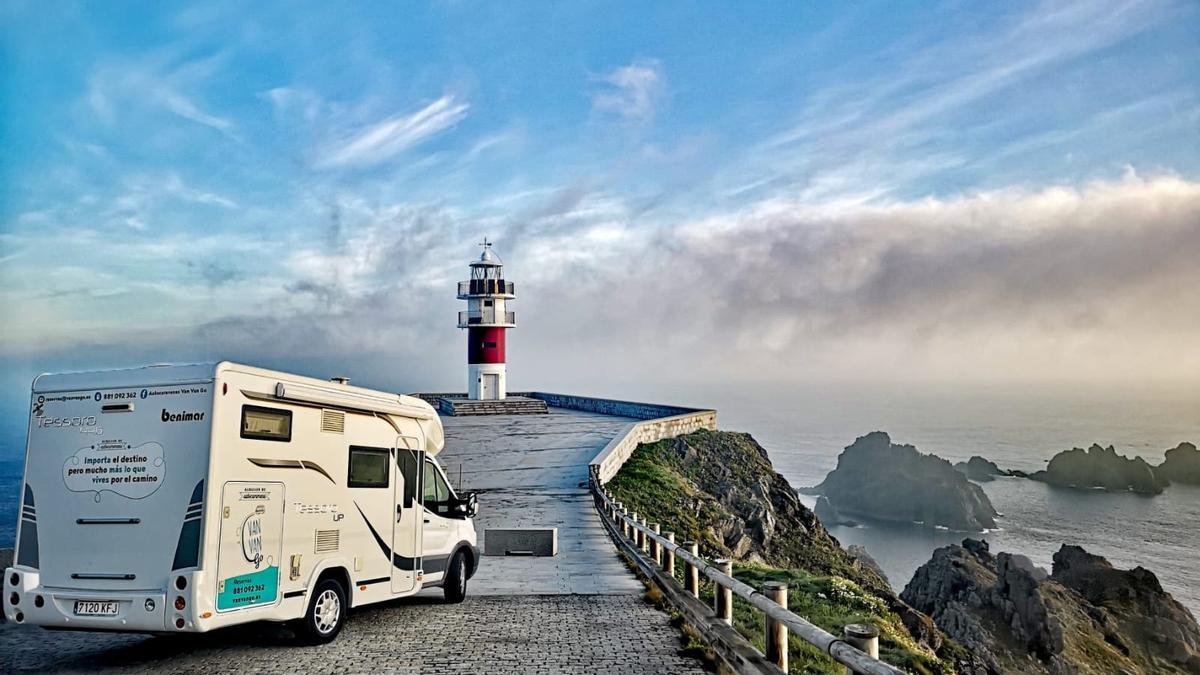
[954,456,1011,482]
[606,429,959,668]
[847,544,888,585]
[609,429,892,593]
[902,539,1200,674]
[1030,444,1169,494]
[1158,442,1200,484]
[813,432,999,531]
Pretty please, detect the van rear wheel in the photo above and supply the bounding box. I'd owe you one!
[444,551,467,603]
[297,578,346,644]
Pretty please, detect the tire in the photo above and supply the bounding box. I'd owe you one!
[443,551,467,603]
[297,577,347,645]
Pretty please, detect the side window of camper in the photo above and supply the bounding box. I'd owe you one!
[423,461,450,504]
[348,446,390,488]
[241,405,292,442]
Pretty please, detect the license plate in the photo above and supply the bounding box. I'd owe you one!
[73,600,120,616]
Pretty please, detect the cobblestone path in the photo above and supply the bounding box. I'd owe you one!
[0,594,707,674]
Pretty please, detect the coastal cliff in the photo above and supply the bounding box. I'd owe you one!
[606,429,963,674]
[902,539,1200,674]
[812,432,999,531]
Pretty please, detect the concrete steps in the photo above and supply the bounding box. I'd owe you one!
[438,396,549,416]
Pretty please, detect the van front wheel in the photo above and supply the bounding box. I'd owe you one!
[444,551,467,603]
[298,578,346,644]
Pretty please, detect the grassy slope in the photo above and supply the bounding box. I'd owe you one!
[607,430,956,675]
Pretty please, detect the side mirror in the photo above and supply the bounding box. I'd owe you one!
[448,492,479,518]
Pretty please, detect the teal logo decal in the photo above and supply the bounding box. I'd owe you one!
[217,566,279,610]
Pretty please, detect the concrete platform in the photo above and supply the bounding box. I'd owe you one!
[438,408,645,595]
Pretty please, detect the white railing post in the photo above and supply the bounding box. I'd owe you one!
[663,532,676,576]
[843,624,880,674]
[684,541,699,598]
[715,559,733,625]
[764,581,788,671]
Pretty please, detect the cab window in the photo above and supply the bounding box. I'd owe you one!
[423,461,450,504]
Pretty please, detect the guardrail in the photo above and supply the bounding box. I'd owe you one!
[590,471,905,675]
[457,309,516,326]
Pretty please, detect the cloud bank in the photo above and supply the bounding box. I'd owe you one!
[14,172,1191,389]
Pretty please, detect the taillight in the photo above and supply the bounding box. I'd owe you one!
[175,617,185,629]
[175,576,187,590]
[174,596,186,611]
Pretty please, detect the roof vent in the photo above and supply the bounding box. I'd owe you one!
[330,376,350,385]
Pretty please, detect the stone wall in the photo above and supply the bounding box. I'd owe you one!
[590,410,718,484]
[527,392,702,420]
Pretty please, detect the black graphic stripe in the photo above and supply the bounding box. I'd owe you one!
[353,504,420,571]
[248,457,336,484]
[283,590,306,599]
[355,576,389,587]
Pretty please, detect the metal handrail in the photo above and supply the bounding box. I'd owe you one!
[591,472,905,675]
[457,309,516,326]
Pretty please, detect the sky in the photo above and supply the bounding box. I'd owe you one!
[1,0,1199,401]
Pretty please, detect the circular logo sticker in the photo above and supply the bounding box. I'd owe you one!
[241,514,265,568]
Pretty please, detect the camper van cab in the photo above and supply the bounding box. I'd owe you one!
[4,362,478,644]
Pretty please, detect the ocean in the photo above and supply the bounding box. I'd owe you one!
[1,380,1197,616]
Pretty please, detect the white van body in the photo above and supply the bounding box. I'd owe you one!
[4,362,478,638]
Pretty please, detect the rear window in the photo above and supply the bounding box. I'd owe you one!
[348,446,389,488]
[241,405,292,442]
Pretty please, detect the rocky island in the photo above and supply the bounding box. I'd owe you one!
[953,455,1012,481]
[811,432,999,531]
[1030,443,1169,494]
[1158,442,1200,484]
[902,539,1200,674]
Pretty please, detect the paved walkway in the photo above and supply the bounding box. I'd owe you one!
[438,408,644,595]
[1,408,704,673]
[0,595,705,674]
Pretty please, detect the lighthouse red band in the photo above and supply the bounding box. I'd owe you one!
[458,239,515,400]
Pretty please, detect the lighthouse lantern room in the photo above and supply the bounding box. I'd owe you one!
[457,239,516,400]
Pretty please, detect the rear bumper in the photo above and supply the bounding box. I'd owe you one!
[4,567,207,633]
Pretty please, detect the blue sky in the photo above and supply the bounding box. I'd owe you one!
[1,0,1199,394]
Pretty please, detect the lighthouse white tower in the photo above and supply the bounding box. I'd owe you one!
[457,239,516,400]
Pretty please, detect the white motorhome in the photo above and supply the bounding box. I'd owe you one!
[4,362,478,644]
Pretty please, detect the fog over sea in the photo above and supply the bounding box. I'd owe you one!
[1,380,1197,616]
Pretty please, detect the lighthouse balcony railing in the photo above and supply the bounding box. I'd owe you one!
[457,280,514,298]
[458,310,516,327]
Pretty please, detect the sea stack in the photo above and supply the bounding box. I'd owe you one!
[813,432,998,531]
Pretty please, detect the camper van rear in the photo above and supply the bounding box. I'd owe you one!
[5,362,478,643]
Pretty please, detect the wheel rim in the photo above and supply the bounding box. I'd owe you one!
[313,589,340,634]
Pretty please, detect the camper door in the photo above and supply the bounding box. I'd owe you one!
[392,446,424,594]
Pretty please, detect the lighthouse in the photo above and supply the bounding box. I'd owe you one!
[457,239,515,400]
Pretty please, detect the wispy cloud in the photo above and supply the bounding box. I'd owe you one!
[86,54,236,137]
[591,59,665,122]
[314,95,469,169]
